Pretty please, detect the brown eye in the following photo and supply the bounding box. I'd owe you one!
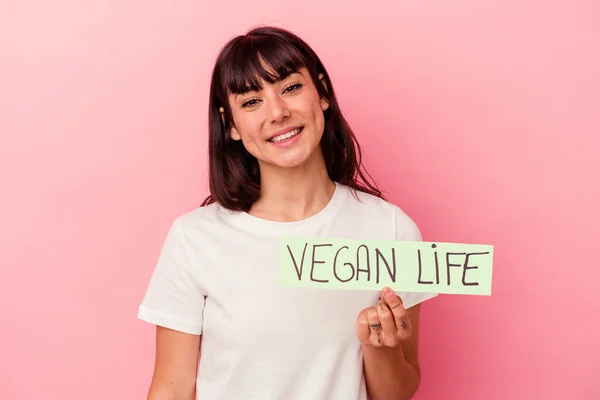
[242,99,260,108]
[283,83,302,94]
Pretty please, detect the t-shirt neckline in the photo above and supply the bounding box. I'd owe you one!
[230,181,345,233]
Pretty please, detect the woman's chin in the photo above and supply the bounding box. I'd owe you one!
[267,151,324,171]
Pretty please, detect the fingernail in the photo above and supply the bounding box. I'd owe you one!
[383,287,394,297]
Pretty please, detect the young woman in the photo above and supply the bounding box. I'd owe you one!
[138,26,437,400]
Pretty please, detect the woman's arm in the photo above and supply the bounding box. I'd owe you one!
[362,304,422,400]
[357,288,425,400]
[147,326,201,400]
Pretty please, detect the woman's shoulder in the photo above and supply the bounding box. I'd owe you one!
[340,183,407,215]
[168,201,239,236]
[339,183,422,241]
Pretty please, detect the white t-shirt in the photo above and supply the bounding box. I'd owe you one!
[138,182,437,400]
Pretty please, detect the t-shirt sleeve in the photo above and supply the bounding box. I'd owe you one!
[393,207,439,309]
[137,219,205,335]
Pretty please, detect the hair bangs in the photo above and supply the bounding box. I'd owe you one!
[223,35,307,95]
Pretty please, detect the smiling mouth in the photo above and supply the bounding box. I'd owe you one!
[268,127,303,143]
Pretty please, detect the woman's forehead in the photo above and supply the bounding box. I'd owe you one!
[223,44,307,93]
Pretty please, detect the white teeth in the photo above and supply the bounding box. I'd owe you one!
[270,128,301,143]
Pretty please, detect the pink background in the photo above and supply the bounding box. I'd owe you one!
[1,1,599,399]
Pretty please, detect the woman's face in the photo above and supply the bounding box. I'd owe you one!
[225,67,330,170]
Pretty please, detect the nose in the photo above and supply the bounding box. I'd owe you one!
[266,93,290,123]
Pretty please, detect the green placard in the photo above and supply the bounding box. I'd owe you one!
[279,237,493,295]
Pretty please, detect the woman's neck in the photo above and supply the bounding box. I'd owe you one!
[249,150,336,222]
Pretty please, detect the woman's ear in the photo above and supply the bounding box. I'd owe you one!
[318,73,330,111]
[318,73,328,93]
[220,106,241,140]
[230,126,241,141]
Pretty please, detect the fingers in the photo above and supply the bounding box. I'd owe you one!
[367,308,383,346]
[381,287,404,312]
[376,300,399,347]
[381,287,412,341]
[357,288,413,348]
[356,310,371,344]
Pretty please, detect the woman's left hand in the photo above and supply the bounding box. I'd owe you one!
[356,287,412,348]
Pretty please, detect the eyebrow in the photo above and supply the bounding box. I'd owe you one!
[232,71,304,102]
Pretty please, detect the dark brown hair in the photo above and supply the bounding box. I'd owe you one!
[201,26,384,210]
